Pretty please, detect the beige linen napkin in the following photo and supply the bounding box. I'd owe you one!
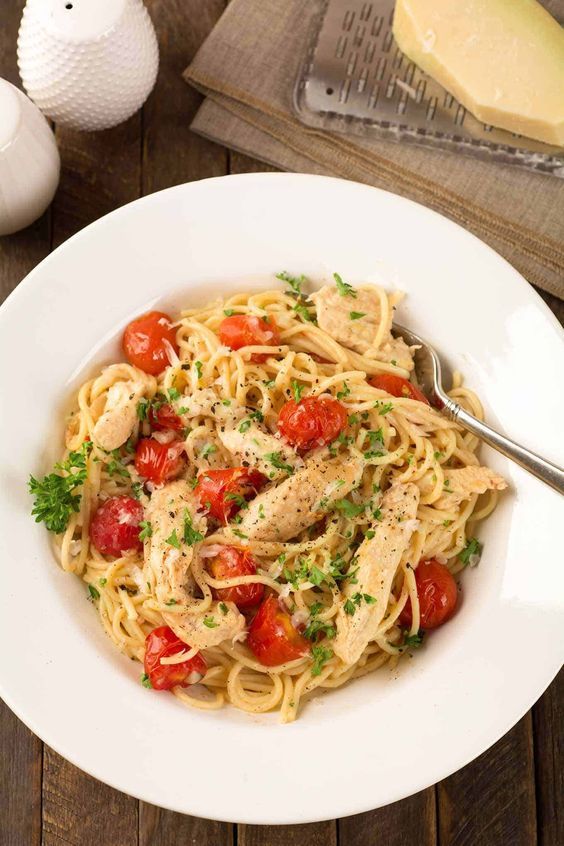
[185,0,564,299]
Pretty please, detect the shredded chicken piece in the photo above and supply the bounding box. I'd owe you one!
[310,285,391,355]
[236,456,364,542]
[218,423,301,480]
[427,465,507,510]
[333,483,420,665]
[92,371,155,451]
[144,480,244,649]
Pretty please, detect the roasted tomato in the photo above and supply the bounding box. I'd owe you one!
[277,396,347,451]
[144,626,207,691]
[134,438,185,485]
[369,373,429,405]
[247,595,310,666]
[218,314,281,363]
[90,495,144,557]
[194,467,266,522]
[208,546,264,609]
[399,558,458,630]
[122,311,178,376]
[149,402,184,432]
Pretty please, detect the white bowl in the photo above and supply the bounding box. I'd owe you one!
[0,174,562,824]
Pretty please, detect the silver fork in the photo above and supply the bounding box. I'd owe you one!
[393,324,564,496]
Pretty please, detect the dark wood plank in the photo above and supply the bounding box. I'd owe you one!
[339,790,436,846]
[239,822,337,846]
[139,804,232,846]
[438,715,537,846]
[42,747,137,846]
[142,0,228,194]
[534,668,564,846]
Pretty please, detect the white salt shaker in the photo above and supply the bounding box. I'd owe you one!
[17,0,159,132]
[0,78,60,236]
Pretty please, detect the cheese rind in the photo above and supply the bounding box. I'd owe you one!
[392,0,564,147]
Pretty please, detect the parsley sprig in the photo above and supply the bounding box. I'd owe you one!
[29,441,92,533]
[333,272,356,298]
[459,537,482,566]
[311,645,334,676]
[265,452,294,475]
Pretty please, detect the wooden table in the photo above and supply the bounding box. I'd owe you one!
[1,2,562,844]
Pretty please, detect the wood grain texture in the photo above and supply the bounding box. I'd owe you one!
[42,747,137,846]
[438,715,537,846]
[534,668,563,846]
[143,0,228,194]
[339,789,436,846]
[139,804,233,846]
[239,821,337,846]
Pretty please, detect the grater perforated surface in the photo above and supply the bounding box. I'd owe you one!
[294,0,564,177]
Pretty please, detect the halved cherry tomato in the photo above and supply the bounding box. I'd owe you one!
[277,396,347,451]
[218,314,281,363]
[134,438,185,485]
[369,373,429,405]
[195,467,266,522]
[248,595,310,666]
[149,402,183,432]
[122,311,178,376]
[399,558,458,630]
[90,495,144,557]
[209,546,264,609]
[144,626,207,691]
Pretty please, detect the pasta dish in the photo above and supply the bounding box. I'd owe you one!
[29,272,507,722]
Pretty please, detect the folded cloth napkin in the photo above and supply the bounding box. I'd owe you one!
[185,0,564,300]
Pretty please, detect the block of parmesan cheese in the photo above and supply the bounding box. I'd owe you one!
[392,0,564,147]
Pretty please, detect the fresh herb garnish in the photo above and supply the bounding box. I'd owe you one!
[334,499,365,518]
[333,272,356,298]
[239,419,252,434]
[201,444,217,458]
[219,602,228,616]
[28,440,92,534]
[203,616,218,628]
[311,645,334,676]
[225,492,248,509]
[293,301,316,323]
[99,577,107,587]
[165,598,177,606]
[403,631,424,648]
[167,387,181,401]
[374,400,393,415]
[165,529,181,549]
[194,361,203,380]
[264,452,294,474]
[183,509,204,546]
[349,311,366,321]
[276,270,305,296]
[88,584,100,601]
[231,528,248,540]
[292,380,305,402]
[459,537,482,566]
[138,520,153,542]
[336,382,350,400]
[222,398,232,406]
[140,673,152,688]
[344,591,376,615]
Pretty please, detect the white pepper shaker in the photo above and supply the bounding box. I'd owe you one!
[17,0,159,132]
[0,78,60,236]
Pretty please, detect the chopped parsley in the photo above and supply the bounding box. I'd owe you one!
[303,612,336,641]
[263,379,276,389]
[292,380,305,402]
[188,476,199,489]
[403,631,424,648]
[221,398,232,406]
[140,673,152,688]
[223,308,239,317]
[183,510,204,545]
[99,577,107,587]
[138,520,153,542]
[336,382,350,400]
[293,301,315,323]
[106,449,130,479]
[194,360,203,380]
[434,451,444,461]
[165,598,177,606]
[334,498,365,518]
[308,566,326,587]
[311,645,334,676]
[203,616,218,628]
[201,444,217,458]
[365,529,375,540]
[28,440,92,534]
[239,419,252,434]
[349,311,366,321]
[333,272,356,298]
[459,537,482,566]
[258,504,265,520]
[225,492,248,509]
[165,529,181,549]
[131,481,143,500]
[344,592,376,615]
[276,270,305,296]
[249,409,264,423]
[167,387,181,401]
[264,452,294,474]
[219,602,228,616]
[374,400,393,415]
[88,584,100,601]
[347,413,359,425]
[231,528,248,540]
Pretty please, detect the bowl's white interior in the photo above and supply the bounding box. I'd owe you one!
[0,174,562,824]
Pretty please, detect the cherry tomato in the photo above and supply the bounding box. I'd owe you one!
[369,373,430,405]
[277,396,347,451]
[194,467,266,522]
[90,495,144,557]
[247,595,310,666]
[149,402,184,432]
[218,314,281,363]
[209,546,264,609]
[134,438,185,485]
[144,626,207,691]
[122,311,178,376]
[399,558,458,630]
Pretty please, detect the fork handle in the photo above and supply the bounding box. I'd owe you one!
[440,397,564,496]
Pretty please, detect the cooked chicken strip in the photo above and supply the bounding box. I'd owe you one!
[218,423,300,480]
[311,285,392,355]
[93,370,155,451]
[145,480,244,649]
[333,483,420,665]
[237,456,364,542]
[429,465,507,510]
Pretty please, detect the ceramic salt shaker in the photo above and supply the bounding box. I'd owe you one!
[17,0,159,132]
[0,78,60,236]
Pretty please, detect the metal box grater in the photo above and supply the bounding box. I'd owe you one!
[294,0,564,177]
